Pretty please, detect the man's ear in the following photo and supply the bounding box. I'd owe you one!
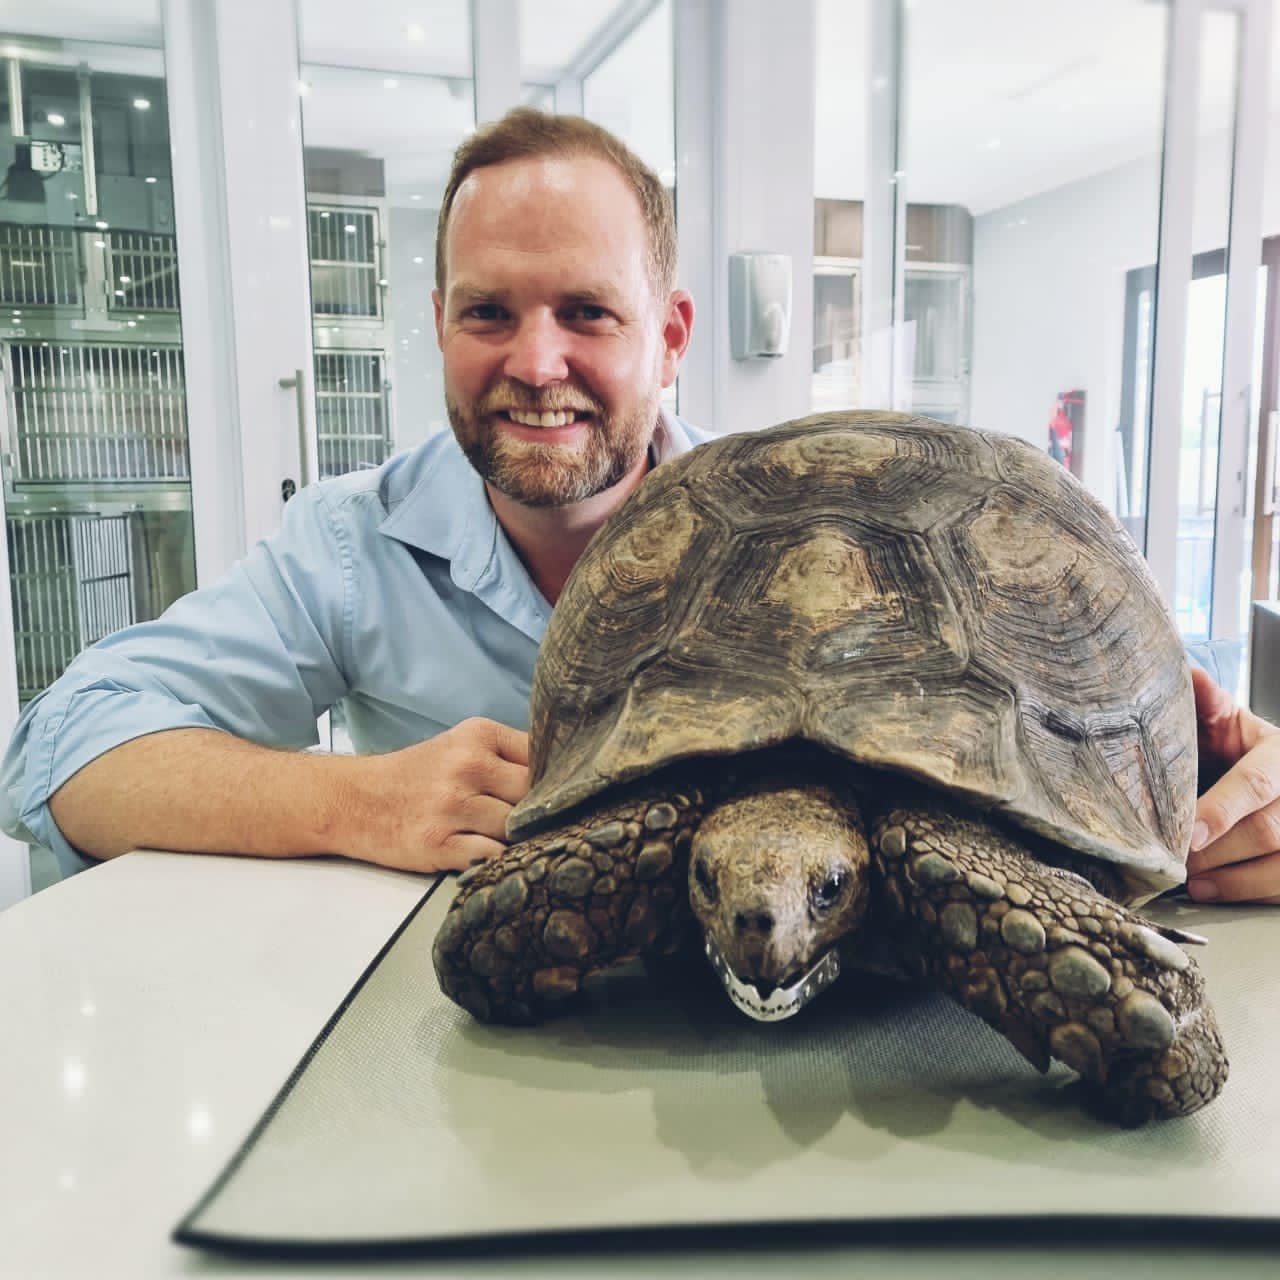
[432,289,445,351]
[659,290,695,388]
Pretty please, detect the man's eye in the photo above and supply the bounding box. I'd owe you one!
[465,304,506,322]
[569,305,610,323]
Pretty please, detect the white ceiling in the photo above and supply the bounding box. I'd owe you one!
[3,0,1275,217]
[815,0,1252,213]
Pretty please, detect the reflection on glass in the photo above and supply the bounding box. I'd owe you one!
[0,29,195,708]
[812,0,867,412]
[812,260,860,412]
[1238,270,1267,646]
[1170,8,1238,653]
[904,0,1166,512]
[296,47,475,472]
[296,2,476,752]
[1177,271,1227,641]
[519,0,676,413]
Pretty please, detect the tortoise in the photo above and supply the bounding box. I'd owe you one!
[433,411,1227,1125]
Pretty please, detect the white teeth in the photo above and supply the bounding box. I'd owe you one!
[505,409,578,427]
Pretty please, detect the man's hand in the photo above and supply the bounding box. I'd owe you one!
[345,717,530,873]
[1186,666,1280,904]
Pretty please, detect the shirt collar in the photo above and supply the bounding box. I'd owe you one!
[378,405,696,585]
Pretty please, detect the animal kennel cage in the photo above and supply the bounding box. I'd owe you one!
[5,510,137,705]
[307,195,396,478]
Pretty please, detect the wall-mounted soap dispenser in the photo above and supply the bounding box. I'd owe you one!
[728,252,792,360]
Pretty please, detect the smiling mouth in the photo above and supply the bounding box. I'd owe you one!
[496,409,593,428]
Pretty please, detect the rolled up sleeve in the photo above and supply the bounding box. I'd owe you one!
[0,484,354,874]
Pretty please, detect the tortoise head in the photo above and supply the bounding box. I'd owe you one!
[688,780,870,1022]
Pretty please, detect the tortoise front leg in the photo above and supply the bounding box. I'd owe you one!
[433,787,705,1024]
[869,806,1228,1125]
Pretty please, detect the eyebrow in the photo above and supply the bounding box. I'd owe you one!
[449,286,507,308]
[448,284,623,309]
[560,287,620,307]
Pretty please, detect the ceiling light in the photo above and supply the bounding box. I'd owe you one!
[383,78,399,90]
[412,255,423,264]
[47,112,65,126]
[95,220,108,230]
[344,224,357,233]
[136,314,145,321]
[410,193,422,201]
[378,277,388,286]
[406,22,425,41]
[94,239,105,248]
[115,289,125,297]
[319,211,330,219]
[145,176,157,184]
[984,138,1001,150]
[119,275,131,283]
[133,97,151,110]
[127,320,137,327]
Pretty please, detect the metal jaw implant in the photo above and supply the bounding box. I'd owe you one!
[704,935,842,1023]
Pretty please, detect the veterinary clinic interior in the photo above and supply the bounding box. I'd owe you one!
[2,1,1280,1275]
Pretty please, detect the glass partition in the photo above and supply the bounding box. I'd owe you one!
[0,29,195,705]
[902,0,1168,508]
[0,16,195,890]
[519,0,677,414]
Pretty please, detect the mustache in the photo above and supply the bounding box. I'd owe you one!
[477,381,603,417]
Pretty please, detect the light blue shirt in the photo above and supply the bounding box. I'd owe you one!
[0,411,711,879]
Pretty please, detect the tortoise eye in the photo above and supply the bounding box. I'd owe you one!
[813,869,847,910]
[694,858,718,903]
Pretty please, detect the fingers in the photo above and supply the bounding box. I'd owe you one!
[480,757,530,807]
[1187,848,1280,906]
[1193,737,1280,854]
[484,719,530,766]
[1190,665,1235,731]
[459,793,516,843]
[1191,666,1278,765]
[430,833,507,873]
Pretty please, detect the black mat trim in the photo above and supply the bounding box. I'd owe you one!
[176,1211,1280,1261]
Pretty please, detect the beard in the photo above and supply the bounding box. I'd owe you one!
[447,378,657,508]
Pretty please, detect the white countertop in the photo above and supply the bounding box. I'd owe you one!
[2,851,1277,1279]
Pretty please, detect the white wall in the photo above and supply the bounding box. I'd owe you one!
[968,117,1274,511]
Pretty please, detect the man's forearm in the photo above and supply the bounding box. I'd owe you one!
[48,729,365,861]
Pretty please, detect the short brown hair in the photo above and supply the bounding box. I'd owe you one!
[435,107,676,297]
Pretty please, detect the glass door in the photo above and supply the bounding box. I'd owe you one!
[295,0,477,751]
[0,21,196,895]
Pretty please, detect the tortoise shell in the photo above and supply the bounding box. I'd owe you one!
[509,412,1195,899]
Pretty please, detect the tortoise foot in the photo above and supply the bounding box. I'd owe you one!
[870,807,1229,1123]
[433,787,705,1023]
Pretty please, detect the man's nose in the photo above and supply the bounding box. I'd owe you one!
[503,312,570,387]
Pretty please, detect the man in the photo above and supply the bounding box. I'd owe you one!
[0,110,1275,903]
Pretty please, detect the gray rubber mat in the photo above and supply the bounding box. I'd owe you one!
[175,879,1280,1254]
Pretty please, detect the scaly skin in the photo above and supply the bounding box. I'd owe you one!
[869,805,1228,1125]
[432,786,705,1024]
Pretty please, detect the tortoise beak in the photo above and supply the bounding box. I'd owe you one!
[704,934,842,1022]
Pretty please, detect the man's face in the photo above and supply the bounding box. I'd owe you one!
[434,154,685,508]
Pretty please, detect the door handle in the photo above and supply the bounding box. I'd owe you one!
[278,368,313,489]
